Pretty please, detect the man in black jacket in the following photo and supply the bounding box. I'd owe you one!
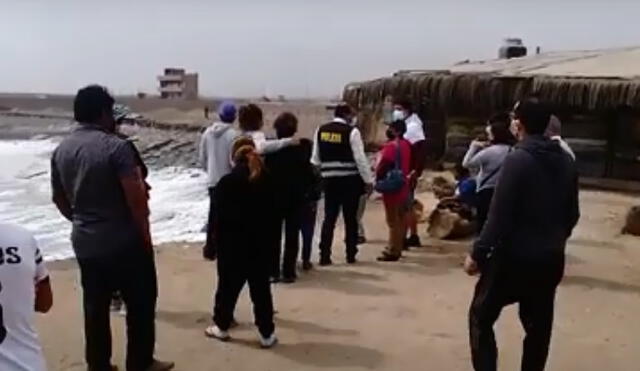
[464,98,580,371]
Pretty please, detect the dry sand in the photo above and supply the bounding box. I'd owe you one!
[38,190,640,371]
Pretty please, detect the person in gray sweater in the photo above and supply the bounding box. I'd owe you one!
[462,113,516,232]
[199,101,240,259]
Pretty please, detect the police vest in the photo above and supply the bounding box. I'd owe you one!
[317,121,358,178]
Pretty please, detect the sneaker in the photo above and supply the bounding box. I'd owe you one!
[259,333,278,349]
[302,261,313,271]
[377,253,400,262]
[145,359,175,371]
[346,256,357,264]
[204,325,230,341]
[319,258,333,266]
[405,234,422,248]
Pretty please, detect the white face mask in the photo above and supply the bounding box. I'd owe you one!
[392,109,407,121]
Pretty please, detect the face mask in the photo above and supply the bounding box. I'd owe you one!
[392,109,406,121]
[350,117,358,126]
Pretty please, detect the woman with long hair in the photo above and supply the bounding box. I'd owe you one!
[204,137,278,348]
[462,113,516,232]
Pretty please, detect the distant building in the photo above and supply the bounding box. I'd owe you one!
[499,38,527,59]
[157,68,199,99]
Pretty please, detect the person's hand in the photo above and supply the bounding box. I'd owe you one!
[202,244,217,261]
[463,254,479,276]
[471,140,489,148]
[364,183,374,196]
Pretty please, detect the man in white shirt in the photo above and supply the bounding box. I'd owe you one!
[393,99,428,247]
[545,115,576,160]
[0,223,53,371]
[312,104,373,265]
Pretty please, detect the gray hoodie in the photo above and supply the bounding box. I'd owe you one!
[199,122,240,188]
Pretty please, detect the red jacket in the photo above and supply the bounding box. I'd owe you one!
[376,139,412,206]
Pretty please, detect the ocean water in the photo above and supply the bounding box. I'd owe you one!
[0,139,209,261]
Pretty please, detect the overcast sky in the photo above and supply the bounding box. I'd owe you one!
[1,0,639,98]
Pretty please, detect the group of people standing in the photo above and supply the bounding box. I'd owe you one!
[197,98,430,344]
[0,83,580,371]
[461,98,580,371]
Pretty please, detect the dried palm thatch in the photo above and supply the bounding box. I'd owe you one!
[344,47,640,144]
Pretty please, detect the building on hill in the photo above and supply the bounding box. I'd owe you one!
[343,46,640,182]
[157,68,199,100]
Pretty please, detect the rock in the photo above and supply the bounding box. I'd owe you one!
[432,176,456,200]
[427,198,476,240]
[621,206,640,236]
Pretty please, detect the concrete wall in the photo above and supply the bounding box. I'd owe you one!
[183,73,199,100]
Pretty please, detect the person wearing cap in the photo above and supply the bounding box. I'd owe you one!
[392,99,427,248]
[111,103,151,316]
[199,101,240,260]
[311,104,373,265]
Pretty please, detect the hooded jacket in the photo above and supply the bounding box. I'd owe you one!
[472,135,580,267]
[199,122,240,188]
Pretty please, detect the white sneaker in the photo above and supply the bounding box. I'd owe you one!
[259,333,278,349]
[205,325,230,341]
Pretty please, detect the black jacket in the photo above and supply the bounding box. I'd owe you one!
[472,135,580,267]
[213,165,276,265]
[265,139,317,212]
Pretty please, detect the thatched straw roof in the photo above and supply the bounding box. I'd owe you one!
[344,46,640,114]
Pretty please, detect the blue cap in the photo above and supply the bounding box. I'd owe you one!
[218,101,237,123]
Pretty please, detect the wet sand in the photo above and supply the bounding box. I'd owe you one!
[38,190,640,371]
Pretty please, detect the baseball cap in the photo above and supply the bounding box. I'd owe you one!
[218,101,237,122]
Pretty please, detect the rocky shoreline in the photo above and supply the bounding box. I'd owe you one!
[0,111,204,169]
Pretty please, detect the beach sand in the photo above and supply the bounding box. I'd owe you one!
[38,190,640,371]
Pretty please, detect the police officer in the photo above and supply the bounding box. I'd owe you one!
[311,104,373,265]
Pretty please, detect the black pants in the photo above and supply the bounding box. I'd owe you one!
[469,258,563,371]
[213,259,275,338]
[272,206,303,279]
[475,188,495,233]
[319,176,364,262]
[300,201,318,264]
[203,187,217,259]
[78,248,158,371]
